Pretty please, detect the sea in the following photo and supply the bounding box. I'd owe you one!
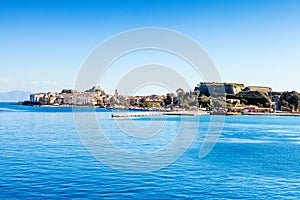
[0,102,299,199]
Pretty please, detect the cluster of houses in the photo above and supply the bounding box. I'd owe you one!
[29,86,105,106]
[28,86,166,108]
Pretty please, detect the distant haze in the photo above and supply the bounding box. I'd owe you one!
[0,91,31,102]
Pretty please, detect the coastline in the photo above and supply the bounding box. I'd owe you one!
[11,102,300,117]
[242,112,300,117]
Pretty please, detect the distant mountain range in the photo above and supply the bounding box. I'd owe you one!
[0,90,31,102]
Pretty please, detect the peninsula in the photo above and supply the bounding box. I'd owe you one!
[22,82,300,116]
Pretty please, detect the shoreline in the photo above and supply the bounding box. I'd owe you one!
[242,112,300,117]
[7,102,300,117]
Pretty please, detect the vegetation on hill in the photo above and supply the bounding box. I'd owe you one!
[227,91,271,107]
[279,91,300,111]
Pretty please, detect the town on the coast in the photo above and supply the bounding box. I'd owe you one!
[23,82,300,115]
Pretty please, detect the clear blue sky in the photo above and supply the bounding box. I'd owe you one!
[1,0,300,94]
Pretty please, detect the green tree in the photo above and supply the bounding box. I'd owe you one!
[164,94,172,106]
[176,88,185,107]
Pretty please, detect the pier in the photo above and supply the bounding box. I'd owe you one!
[111,111,210,118]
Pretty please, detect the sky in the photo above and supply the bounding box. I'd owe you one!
[1,0,300,94]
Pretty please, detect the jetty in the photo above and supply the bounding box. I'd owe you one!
[112,112,163,118]
[111,111,210,118]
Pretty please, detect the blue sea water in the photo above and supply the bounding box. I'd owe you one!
[0,102,299,199]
